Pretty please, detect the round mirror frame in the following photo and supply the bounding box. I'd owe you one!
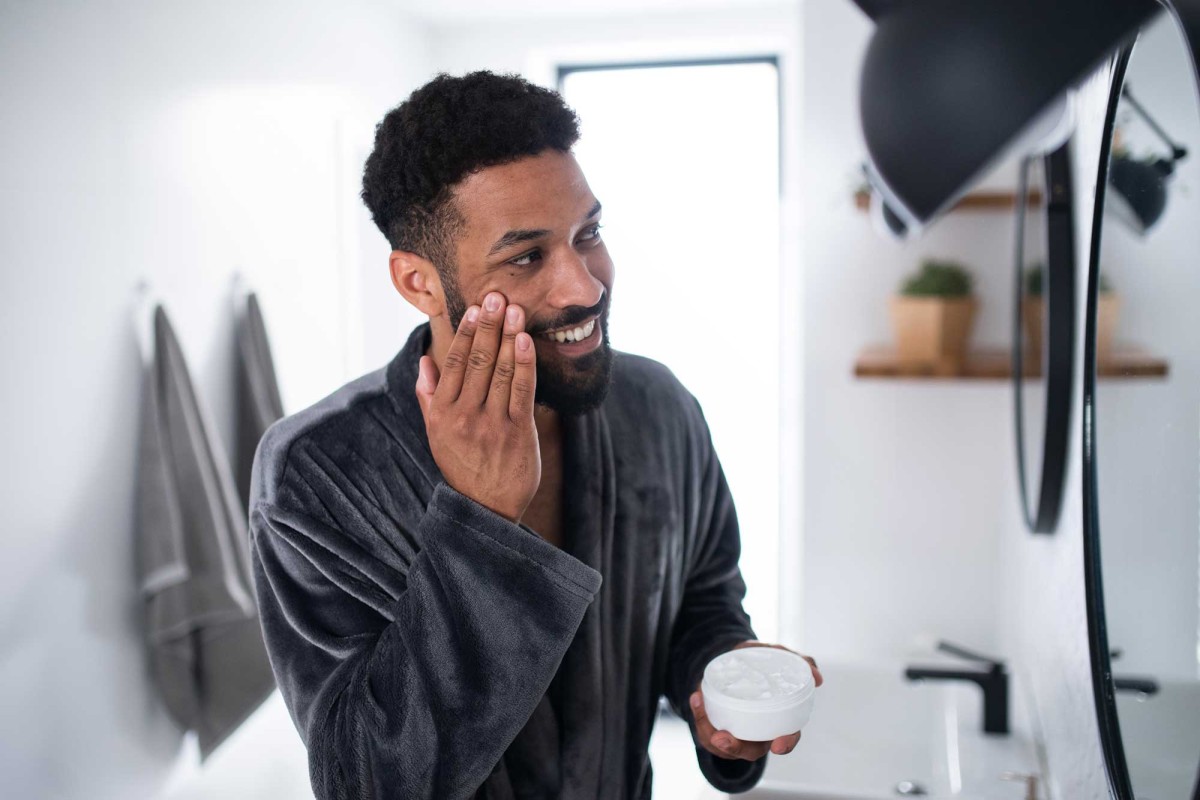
[1084,3,1200,796]
[1013,143,1076,534]
[1083,42,1137,799]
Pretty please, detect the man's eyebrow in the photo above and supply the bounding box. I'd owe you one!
[487,228,547,257]
[486,201,603,258]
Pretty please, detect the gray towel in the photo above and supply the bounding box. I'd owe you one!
[135,305,277,759]
[235,291,285,514]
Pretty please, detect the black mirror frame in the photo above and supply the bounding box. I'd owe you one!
[1013,143,1076,534]
[1084,4,1200,797]
[1083,42,1136,800]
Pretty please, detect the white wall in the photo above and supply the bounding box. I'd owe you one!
[0,2,431,798]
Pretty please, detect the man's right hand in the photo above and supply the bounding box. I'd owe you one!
[414,292,541,524]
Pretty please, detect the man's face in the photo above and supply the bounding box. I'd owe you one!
[439,149,615,415]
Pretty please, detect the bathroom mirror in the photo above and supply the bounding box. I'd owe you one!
[1013,143,1075,534]
[1085,4,1200,798]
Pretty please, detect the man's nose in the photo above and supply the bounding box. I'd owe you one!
[544,247,604,311]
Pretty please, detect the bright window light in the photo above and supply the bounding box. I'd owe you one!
[562,60,781,642]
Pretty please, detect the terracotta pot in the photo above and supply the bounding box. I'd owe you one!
[1022,297,1045,374]
[889,295,978,375]
[1096,293,1120,366]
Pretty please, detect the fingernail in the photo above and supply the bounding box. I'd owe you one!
[466,306,479,322]
[517,333,531,352]
[714,736,732,749]
[690,693,700,709]
[506,306,520,325]
[484,293,501,312]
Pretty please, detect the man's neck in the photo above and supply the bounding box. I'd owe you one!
[534,404,561,446]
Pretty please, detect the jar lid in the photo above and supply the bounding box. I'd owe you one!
[701,647,816,711]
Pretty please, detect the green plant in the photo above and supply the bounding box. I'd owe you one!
[900,258,974,298]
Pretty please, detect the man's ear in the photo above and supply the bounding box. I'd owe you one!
[389,250,444,317]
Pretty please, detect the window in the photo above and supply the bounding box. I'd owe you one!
[561,59,781,641]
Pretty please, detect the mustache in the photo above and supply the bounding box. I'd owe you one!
[527,293,607,336]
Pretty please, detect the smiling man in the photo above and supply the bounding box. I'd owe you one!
[248,71,820,800]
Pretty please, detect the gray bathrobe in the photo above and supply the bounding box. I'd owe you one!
[248,323,767,799]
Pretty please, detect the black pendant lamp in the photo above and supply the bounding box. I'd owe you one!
[850,0,1163,233]
[1106,86,1189,235]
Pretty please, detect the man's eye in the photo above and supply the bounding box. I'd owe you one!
[511,250,540,267]
[579,223,603,242]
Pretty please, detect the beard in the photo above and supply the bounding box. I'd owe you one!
[532,315,614,416]
[442,276,613,416]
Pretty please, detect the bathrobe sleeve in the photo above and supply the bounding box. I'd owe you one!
[664,396,768,791]
[250,480,603,800]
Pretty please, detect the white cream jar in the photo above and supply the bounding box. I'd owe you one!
[700,647,816,742]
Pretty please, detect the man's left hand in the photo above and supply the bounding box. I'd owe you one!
[689,641,823,761]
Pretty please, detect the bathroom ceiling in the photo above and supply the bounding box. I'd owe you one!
[394,0,794,24]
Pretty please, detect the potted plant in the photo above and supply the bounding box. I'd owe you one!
[1096,272,1119,366]
[1023,264,1046,373]
[890,258,978,374]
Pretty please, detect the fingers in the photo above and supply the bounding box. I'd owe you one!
[771,731,801,755]
[487,304,523,414]
[509,331,536,421]
[436,306,480,403]
[801,654,824,687]
[414,356,439,422]
[689,691,771,761]
[459,292,506,406]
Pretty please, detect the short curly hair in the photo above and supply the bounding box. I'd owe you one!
[361,71,581,278]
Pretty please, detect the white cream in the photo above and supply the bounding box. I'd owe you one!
[705,648,809,701]
[701,647,816,742]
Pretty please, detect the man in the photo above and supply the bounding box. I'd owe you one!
[248,70,821,799]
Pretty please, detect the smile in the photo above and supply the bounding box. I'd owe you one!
[541,318,597,344]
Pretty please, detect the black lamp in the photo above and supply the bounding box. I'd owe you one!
[1106,86,1190,235]
[850,0,1163,234]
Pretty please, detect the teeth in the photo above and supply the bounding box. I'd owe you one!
[544,319,597,344]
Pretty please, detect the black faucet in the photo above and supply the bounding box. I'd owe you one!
[904,640,1009,735]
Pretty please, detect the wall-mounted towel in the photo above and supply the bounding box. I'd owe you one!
[135,305,276,760]
[234,292,285,514]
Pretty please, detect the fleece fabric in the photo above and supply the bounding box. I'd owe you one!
[249,323,766,799]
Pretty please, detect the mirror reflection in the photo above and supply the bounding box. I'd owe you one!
[1015,155,1049,523]
[1094,12,1200,798]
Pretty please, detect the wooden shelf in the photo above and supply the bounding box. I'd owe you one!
[854,345,1169,380]
[853,189,1042,213]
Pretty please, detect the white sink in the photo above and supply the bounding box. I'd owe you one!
[1115,676,1200,800]
[701,661,1040,800]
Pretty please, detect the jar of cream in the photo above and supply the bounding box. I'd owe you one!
[700,647,816,742]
